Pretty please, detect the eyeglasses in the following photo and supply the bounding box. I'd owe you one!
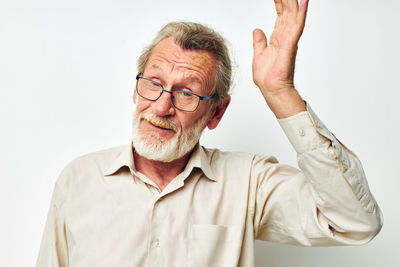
[135,73,218,112]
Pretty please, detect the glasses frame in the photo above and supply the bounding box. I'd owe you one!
[135,73,218,112]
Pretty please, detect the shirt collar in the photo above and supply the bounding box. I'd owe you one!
[103,143,135,176]
[186,143,217,182]
[102,142,217,182]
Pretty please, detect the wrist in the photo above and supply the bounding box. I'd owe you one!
[261,87,306,118]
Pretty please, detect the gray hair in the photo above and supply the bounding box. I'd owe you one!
[137,21,232,105]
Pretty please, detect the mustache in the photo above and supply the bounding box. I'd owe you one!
[139,111,179,133]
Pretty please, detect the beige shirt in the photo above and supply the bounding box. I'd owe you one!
[36,107,383,267]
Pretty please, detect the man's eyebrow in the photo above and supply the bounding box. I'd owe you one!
[147,64,163,73]
[183,76,202,85]
[147,64,203,85]
[149,63,161,70]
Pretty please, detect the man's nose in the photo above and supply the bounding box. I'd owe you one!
[151,90,175,117]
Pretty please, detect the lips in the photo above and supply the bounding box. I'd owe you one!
[145,119,175,131]
[139,112,179,133]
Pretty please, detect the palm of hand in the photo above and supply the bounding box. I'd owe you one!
[252,0,309,96]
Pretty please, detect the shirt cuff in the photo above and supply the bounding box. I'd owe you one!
[277,108,329,154]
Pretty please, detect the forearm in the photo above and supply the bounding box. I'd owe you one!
[278,104,383,244]
[253,103,382,246]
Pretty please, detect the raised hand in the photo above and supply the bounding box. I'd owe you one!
[252,0,309,118]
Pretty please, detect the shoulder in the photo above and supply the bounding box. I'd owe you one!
[65,145,127,171]
[55,144,128,192]
[200,145,280,180]
[201,145,278,165]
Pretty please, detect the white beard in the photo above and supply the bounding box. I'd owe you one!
[131,108,210,162]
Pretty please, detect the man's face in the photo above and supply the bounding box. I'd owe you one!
[132,37,218,162]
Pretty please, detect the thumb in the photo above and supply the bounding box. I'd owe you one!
[253,29,268,57]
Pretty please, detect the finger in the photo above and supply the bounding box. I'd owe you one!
[285,0,299,14]
[253,29,268,57]
[281,0,299,26]
[274,0,283,15]
[297,0,309,29]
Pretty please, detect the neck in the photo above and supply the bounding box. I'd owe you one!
[133,149,193,192]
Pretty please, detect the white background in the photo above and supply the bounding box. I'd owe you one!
[1,0,399,266]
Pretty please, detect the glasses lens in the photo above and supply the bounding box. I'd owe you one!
[172,91,199,112]
[137,79,162,100]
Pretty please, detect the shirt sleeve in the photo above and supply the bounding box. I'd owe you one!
[252,104,383,246]
[36,179,69,266]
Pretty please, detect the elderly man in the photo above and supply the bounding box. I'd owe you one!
[37,0,382,266]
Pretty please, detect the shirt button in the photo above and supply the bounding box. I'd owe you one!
[299,129,305,136]
[342,162,348,171]
[153,239,160,248]
[315,121,321,128]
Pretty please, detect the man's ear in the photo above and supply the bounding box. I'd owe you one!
[207,96,231,130]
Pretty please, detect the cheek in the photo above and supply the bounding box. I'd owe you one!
[180,114,201,131]
[135,98,151,113]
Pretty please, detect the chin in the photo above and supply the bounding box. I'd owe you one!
[132,134,186,162]
[131,122,186,162]
[131,108,210,162]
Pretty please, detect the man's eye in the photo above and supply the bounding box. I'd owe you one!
[182,91,192,96]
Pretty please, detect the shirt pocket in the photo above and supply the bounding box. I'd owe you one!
[187,224,242,267]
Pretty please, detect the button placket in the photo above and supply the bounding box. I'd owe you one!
[149,200,167,251]
[147,200,167,267]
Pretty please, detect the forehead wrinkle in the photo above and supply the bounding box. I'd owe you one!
[147,59,208,84]
[148,44,216,73]
[146,39,217,94]
[148,56,211,74]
